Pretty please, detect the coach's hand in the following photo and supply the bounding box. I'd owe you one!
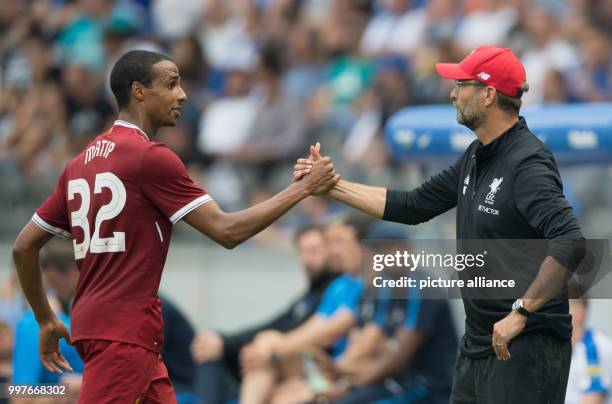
[39,319,73,374]
[492,311,527,361]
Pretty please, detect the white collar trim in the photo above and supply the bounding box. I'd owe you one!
[114,120,150,141]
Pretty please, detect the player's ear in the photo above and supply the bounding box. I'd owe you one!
[131,81,146,103]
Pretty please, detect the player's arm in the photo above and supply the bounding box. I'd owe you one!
[13,223,56,326]
[184,149,338,249]
[294,144,459,223]
[293,144,386,218]
[12,222,73,374]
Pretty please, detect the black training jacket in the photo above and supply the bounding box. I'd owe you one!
[383,117,584,357]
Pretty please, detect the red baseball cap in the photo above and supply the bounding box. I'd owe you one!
[436,46,526,98]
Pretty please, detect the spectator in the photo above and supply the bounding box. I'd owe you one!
[244,225,457,404]
[360,0,428,58]
[521,5,579,105]
[455,0,518,51]
[571,25,612,103]
[0,31,66,176]
[12,239,83,400]
[0,321,11,395]
[566,299,612,404]
[197,0,258,72]
[268,274,457,404]
[0,271,26,331]
[62,63,114,155]
[282,20,327,101]
[160,295,198,404]
[56,0,140,70]
[231,41,308,185]
[239,217,369,404]
[191,224,338,404]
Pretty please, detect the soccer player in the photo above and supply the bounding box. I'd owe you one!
[12,50,338,403]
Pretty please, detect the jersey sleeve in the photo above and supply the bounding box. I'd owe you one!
[139,143,212,224]
[33,170,71,239]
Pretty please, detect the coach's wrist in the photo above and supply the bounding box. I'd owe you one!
[508,310,528,325]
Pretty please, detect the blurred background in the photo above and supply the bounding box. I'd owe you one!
[1,0,612,402]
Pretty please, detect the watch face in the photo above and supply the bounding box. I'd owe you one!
[512,299,520,311]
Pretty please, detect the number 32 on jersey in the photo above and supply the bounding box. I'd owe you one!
[68,172,126,259]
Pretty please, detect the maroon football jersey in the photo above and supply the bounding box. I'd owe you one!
[33,120,211,352]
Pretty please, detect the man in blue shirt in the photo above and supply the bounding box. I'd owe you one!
[239,217,369,403]
[13,240,83,394]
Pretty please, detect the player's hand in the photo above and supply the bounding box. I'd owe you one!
[492,311,527,361]
[191,330,224,363]
[39,319,73,374]
[293,142,320,182]
[297,144,340,195]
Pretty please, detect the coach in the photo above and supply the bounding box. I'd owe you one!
[294,46,585,403]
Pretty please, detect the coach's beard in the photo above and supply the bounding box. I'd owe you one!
[455,103,485,132]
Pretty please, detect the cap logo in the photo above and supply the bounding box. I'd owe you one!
[477,72,491,81]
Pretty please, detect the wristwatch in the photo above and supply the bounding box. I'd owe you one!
[512,298,532,318]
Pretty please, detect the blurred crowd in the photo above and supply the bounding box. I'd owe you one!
[1,0,612,241]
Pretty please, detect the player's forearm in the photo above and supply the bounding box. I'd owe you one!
[12,242,56,324]
[522,256,572,313]
[224,182,309,247]
[327,180,387,219]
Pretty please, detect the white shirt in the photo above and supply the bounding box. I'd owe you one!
[566,328,612,404]
[360,8,427,56]
[456,6,518,50]
[521,40,578,105]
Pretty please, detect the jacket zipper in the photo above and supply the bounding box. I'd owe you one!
[471,154,478,199]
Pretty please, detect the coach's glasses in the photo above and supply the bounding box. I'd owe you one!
[454,80,487,92]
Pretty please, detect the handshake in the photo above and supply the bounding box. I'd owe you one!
[293,142,340,196]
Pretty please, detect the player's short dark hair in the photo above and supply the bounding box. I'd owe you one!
[294,224,324,244]
[496,82,530,115]
[110,50,173,108]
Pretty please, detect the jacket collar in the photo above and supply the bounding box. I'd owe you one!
[474,116,526,162]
